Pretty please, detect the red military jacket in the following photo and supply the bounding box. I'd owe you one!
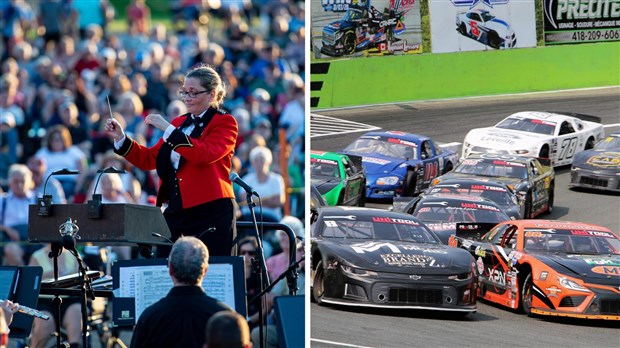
[116,109,237,209]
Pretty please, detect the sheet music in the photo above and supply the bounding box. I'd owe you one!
[117,263,237,321]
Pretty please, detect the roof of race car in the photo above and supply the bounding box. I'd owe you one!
[318,206,423,220]
[459,154,531,165]
[359,130,431,144]
[499,111,578,125]
[497,219,615,233]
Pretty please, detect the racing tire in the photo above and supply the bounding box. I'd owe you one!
[539,145,550,160]
[337,191,345,206]
[524,192,533,219]
[521,272,534,316]
[545,183,554,215]
[403,169,417,197]
[488,31,501,49]
[358,187,366,207]
[459,23,467,36]
[585,137,595,150]
[343,31,356,55]
[312,260,326,305]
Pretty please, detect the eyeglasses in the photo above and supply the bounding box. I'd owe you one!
[177,89,209,99]
[240,249,256,256]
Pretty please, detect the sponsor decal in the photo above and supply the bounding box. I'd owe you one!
[362,157,391,165]
[533,223,592,229]
[530,118,556,126]
[583,258,620,266]
[462,239,474,249]
[380,253,439,267]
[586,153,620,167]
[409,274,422,280]
[387,138,418,147]
[476,257,484,274]
[385,131,407,136]
[471,184,507,192]
[540,271,548,281]
[487,267,506,285]
[508,250,523,262]
[461,202,501,211]
[570,230,615,238]
[543,0,620,44]
[525,231,544,237]
[591,266,620,276]
[311,158,338,165]
[372,216,420,225]
[311,150,327,155]
[320,0,354,13]
[480,136,516,146]
[425,222,456,231]
[492,160,526,167]
[462,159,481,166]
[546,286,562,298]
[475,246,486,257]
[402,245,448,254]
[351,241,402,254]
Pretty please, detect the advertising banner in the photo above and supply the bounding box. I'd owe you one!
[429,0,537,53]
[311,0,423,58]
[543,0,620,44]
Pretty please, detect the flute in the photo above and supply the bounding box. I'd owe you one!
[1,301,50,320]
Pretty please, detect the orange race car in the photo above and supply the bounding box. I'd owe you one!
[448,220,620,320]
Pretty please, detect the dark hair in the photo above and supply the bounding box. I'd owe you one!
[185,64,226,107]
[237,236,258,252]
[205,311,250,348]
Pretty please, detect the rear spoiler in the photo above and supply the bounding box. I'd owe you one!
[455,223,497,241]
[546,111,602,124]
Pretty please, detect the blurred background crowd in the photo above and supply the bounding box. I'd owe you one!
[1,0,305,344]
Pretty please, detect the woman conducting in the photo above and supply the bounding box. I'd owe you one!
[105,64,237,256]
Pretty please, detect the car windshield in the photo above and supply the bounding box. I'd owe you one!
[345,137,417,160]
[523,228,620,255]
[344,8,364,21]
[311,159,340,178]
[594,135,620,150]
[413,202,509,223]
[480,12,495,21]
[321,215,439,243]
[454,159,528,179]
[495,117,556,135]
[430,185,516,205]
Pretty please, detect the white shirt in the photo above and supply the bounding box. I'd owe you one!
[239,172,285,221]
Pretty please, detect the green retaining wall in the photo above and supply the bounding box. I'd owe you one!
[310,42,620,109]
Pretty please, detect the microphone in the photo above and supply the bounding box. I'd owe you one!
[88,166,127,219]
[152,232,174,245]
[59,217,80,254]
[38,168,80,216]
[229,173,257,196]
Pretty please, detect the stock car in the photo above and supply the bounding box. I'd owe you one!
[456,9,517,49]
[432,154,555,219]
[311,207,478,314]
[462,111,605,167]
[425,179,524,220]
[310,184,327,224]
[448,220,620,320]
[395,193,512,244]
[570,131,620,192]
[311,151,366,206]
[342,131,458,199]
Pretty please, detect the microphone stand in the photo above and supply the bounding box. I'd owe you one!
[245,192,270,348]
[48,242,63,348]
[67,246,95,348]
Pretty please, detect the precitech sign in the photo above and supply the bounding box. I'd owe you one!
[543,0,620,44]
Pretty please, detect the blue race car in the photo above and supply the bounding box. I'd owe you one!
[342,131,458,199]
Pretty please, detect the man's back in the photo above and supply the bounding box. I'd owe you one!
[130,286,230,348]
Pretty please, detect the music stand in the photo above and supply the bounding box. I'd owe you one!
[2,266,44,338]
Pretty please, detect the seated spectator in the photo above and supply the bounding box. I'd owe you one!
[239,146,284,222]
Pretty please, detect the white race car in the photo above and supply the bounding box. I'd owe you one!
[456,9,516,49]
[462,111,605,167]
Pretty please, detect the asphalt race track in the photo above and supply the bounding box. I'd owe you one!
[310,87,620,347]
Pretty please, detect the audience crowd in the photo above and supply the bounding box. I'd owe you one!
[0,1,305,347]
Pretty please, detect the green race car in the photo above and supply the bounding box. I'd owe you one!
[310,151,366,206]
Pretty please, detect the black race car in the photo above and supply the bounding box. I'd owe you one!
[432,154,555,219]
[570,131,620,192]
[395,193,511,244]
[311,207,477,314]
[425,178,524,220]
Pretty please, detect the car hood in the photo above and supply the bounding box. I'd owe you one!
[530,252,620,286]
[573,151,620,172]
[311,177,342,194]
[318,238,472,273]
[468,128,546,149]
